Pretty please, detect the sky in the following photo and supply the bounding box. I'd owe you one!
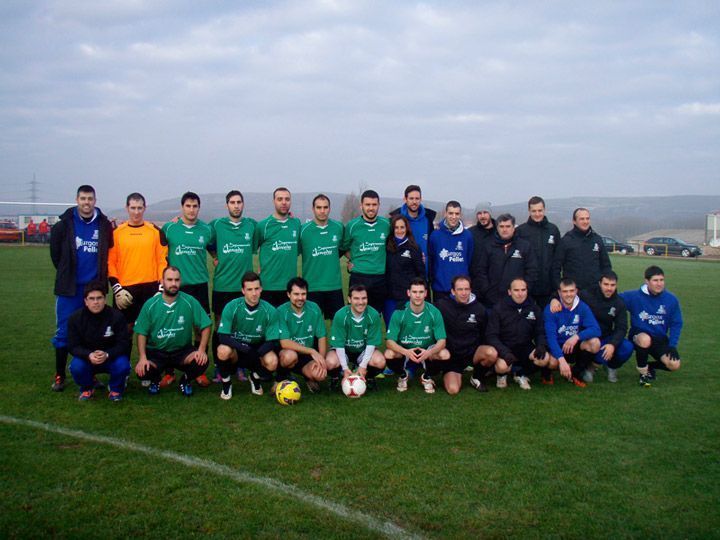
[1,0,718,209]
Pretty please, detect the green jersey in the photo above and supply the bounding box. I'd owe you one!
[210,217,257,292]
[217,298,279,344]
[329,305,383,353]
[162,220,213,286]
[276,300,326,347]
[386,301,446,349]
[299,219,344,291]
[254,215,301,291]
[340,216,390,275]
[134,292,212,352]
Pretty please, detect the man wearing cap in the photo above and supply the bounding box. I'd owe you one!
[469,201,496,293]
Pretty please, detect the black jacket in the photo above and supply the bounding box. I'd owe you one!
[551,226,611,291]
[50,207,113,296]
[516,217,561,296]
[486,295,546,361]
[473,232,538,306]
[579,285,628,347]
[385,240,425,300]
[436,294,487,354]
[67,305,130,361]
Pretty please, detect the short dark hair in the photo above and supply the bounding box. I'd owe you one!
[83,280,107,298]
[559,278,576,289]
[600,271,619,282]
[528,196,545,208]
[226,190,244,204]
[348,284,367,296]
[451,275,471,289]
[286,276,308,293]
[361,189,380,202]
[645,265,664,280]
[126,192,146,206]
[273,187,291,198]
[509,278,527,289]
[313,193,330,207]
[181,192,200,206]
[497,213,515,225]
[445,200,461,211]
[241,271,261,287]
[77,185,95,197]
[163,265,181,278]
[408,277,427,290]
[572,207,589,220]
[404,185,422,198]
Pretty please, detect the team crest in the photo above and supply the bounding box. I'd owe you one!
[245,233,250,240]
[292,230,297,237]
[456,241,463,250]
[572,315,580,324]
[92,230,99,240]
[178,316,185,324]
[256,325,263,332]
[401,249,411,258]
[467,314,476,323]
[593,243,599,252]
[609,307,616,317]
[380,232,386,239]
[103,326,114,337]
[424,325,430,333]
[199,235,205,244]
[548,235,555,244]
[658,305,666,315]
[332,235,338,242]
[526,311,536,320]
[308,325,313,332]
[511,249,522,258]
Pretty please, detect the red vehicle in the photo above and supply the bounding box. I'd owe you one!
[0,221,21,242]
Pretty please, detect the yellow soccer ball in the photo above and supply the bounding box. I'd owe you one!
[275,380,302,406]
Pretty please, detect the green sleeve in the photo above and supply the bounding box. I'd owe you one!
[367,309,383,347]
[276,308,290,340]
[133,303,151,337]
[329,310,347,349]
[192,298,212,329]
[265,307,280,341]
[313,306,327,338]
[253,220,264,251]
[339,220,352,252]
[217,300,236,336]
[386,310,402,342]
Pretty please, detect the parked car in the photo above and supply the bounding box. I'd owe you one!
[643,237,702,258]
[0,221,21,242]
[602,236,634,254]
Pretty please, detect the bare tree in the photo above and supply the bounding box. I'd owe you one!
[341,191,360,223]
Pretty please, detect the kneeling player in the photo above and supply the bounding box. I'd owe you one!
[326,285,386,390]
[486,278,548,390]
[620,265,683,387]
[134,266,212,396]
[216,272,279,399]
[543,278,601,387]
[384,278,450,394]
[436,275,497,394]
[276,277,328,392]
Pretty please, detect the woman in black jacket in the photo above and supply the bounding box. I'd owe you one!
[384,215,426,323]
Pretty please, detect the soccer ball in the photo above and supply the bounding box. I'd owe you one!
[275,380,301,405]
[341,375,367,398]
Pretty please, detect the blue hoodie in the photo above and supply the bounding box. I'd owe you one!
[428,220,474,293]
[620,284,683,347]
[543,295,601,360]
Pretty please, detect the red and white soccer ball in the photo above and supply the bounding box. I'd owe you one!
[342,375,367,398]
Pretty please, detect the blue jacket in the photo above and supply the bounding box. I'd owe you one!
[543,296,601,360]
[620,285,683,347]
[428,220,474,293]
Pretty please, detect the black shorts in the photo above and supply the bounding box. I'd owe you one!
[146,345,197,372]
[181,282,210,314]
[308,289,345,320]
[261,289,288,308]
[508,343,537,373]
[212,290,242,318]
[445,347,476,373]
[349,273,386,316]
[292,353,314,374]
[117,282,159,325]
[425,358,463,375]
[631,331,671,361]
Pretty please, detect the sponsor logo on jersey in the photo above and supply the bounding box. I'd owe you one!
[639,310,666,326]
[438,248,465,262]
[222,242,250,254]
[271,240,296,252]
[311,245,335,257]
[157,327,184,340]
[511,249,522,258]
[75,236,98,253]
[557,324,579,337]
[358,241,383,252]
[174,244,203,256]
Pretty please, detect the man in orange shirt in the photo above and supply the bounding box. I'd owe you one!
[108,192,168,331]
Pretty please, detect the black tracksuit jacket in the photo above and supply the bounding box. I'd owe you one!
[516,217,561,297]
[551,226,611,291]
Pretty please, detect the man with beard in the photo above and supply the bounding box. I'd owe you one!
[133,266,212,397]
[516,196,561,308]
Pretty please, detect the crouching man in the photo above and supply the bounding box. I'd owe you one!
[133,266,212,397]
[68,281,131,401]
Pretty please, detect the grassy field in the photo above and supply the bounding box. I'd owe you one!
[1,246,719,538]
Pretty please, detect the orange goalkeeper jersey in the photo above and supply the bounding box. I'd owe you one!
[108,222,168,286]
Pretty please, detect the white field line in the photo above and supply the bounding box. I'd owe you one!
[0,415,422,540]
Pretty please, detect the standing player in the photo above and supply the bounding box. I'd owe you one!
[389,184,436,268]
[486,278,549,391]
[620,266,683,387]
[436,276,498,394]
[276,277,328,392]
[427,201,474,302]
[108,192,168,333]
[544,278,601,387]
[326,285,386,390]
[50,185,113,391]
[384,278,449,393]
[552,208,611,291]
[516,196,561,308]
[255,187,301,307]
[216,272,279,399]
[341,189,390,316]
[209,190,257,374]
[68,281,131,401]
[161,192,213,387]
[133,266,212,397]
[299,194,345,319]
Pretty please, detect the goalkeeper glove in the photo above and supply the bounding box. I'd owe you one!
[112,283,134,309]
